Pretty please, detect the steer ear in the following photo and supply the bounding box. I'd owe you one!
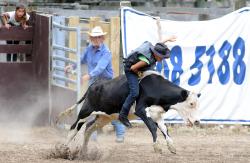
[181,90,189,100]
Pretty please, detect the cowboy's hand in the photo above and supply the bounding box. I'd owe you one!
[82,74,90,82]
[64,65,73,73]
[168,35,177,42]
[137,71,143,78]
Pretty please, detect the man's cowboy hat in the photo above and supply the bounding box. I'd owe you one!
[150,43,171,59]
[87,26,107,37]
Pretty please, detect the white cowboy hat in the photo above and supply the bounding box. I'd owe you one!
[87,26,107,37]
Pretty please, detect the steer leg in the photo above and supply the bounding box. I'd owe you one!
[81,120,97,153]
[66,101,93,145]
[70,100,93,130]
[135,109,161,153]
[157,120,176,154]
[66,119,87,145]
[82,115,112,152]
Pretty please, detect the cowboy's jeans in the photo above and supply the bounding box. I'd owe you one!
[121,71,139,116]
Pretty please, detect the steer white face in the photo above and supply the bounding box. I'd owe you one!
[170,92,201,126]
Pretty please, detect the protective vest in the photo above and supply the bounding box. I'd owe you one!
[124,41,156,71]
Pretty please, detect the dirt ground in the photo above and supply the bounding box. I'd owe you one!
[0,123,250,163]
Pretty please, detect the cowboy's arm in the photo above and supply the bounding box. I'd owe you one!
[130,61,148,73]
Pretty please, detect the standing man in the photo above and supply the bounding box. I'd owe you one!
[65,26,126,142]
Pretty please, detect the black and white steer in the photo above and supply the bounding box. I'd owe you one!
[58,71,201,154]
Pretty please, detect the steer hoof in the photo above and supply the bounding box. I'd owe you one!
[167,142,176,154]
[153,142,162,154]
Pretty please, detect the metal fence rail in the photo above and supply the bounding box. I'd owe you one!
[52,20,82,113]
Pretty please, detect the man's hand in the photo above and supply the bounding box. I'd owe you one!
[64,65,73,73]
[137,71,143,78]
[82,74,90,82]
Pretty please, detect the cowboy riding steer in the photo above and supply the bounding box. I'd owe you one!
[57,71,201,154]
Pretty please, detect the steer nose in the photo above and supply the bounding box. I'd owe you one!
[194,120,200,126]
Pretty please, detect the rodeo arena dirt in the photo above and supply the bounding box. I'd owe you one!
[0,123,250,163]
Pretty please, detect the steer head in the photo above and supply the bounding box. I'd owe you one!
[170,92,201,127]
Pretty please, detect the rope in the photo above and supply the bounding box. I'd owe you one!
[155,17,162,42]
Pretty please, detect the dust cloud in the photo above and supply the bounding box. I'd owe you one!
[0,88,51,144]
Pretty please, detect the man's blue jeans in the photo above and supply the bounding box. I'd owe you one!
[90,119,125,141]
[111,120,126,138]
[121,70,139,116]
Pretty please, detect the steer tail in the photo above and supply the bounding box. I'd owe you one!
[75,88,88,105]
[55,88,89,124]
[55,104,77,124]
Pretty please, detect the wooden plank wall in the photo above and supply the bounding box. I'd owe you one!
[0,13,51,125]
[0,27,33,54]
[0,27,35,117]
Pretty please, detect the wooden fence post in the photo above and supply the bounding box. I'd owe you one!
[110,17,120,77]
[68,16,80,89]
[68,16,80,60]
[89,17,101,30]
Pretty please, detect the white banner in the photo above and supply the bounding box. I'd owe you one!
[121,7,250,124]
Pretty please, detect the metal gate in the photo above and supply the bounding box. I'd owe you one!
[51,18,82,120]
